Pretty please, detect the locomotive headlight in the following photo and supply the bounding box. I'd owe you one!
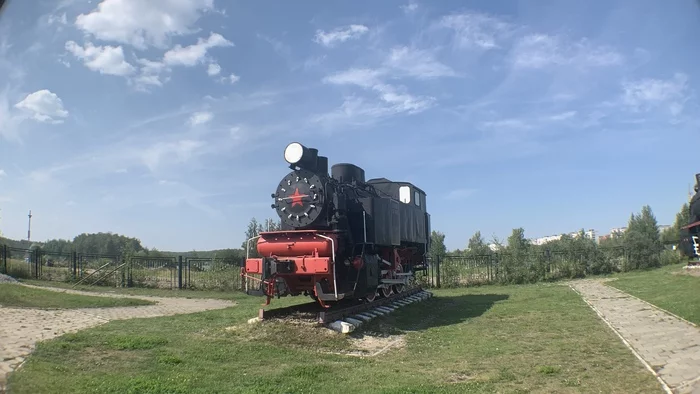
[284,142,304,164]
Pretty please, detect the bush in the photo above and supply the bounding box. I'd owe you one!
[659,249,685,266]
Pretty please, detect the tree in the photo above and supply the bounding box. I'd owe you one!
[501,228,532,283]
[624,205,662,270]
[264,218,281,232]
[466,231,491,256]
[662,202,691,245]
[242,218,264,258]
[429,230,446,263]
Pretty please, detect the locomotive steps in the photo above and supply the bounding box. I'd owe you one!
[326,289,433,334]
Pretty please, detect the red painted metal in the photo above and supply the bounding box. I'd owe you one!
[256,230,338,257]
[244,256,331,275]
[682,220,700,230]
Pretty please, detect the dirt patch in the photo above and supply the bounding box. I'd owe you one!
[672,266,700,277]
[345,333,406,356]
[446,373,475,383]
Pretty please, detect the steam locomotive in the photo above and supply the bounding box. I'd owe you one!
[241,142,430,307]
[680,173,700,265]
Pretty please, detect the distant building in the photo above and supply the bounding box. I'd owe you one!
[529,229,597,246]
[487,243,502,251]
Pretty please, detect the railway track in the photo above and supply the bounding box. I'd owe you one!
[256,285,433,332]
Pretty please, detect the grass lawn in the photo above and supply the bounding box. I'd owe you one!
[7,283,662,393]
[0,284,154,309]
[607,263,700,325]
[19,279,241,301]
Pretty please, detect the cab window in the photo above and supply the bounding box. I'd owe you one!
[399,186,410,203]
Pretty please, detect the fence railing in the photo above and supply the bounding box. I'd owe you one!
[418,245,684,289]
[0,244,684,292]
[0,245,245,291]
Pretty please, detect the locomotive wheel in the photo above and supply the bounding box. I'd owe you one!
[363,290,378,303]
[392,284,405,294]
[380,285,394,298]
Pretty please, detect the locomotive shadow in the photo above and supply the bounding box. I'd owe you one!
[351,293,510,338]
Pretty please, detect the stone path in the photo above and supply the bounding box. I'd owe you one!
[570,279,700,394]
[0,284,234,391]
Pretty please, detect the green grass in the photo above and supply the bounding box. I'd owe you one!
[607,263,700,325]
[0,284,154,309]
[7,283,662,393]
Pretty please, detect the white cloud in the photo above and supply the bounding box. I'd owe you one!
[480,118,531,130]
[383,46,456,79]
[401,2,418,13]
[371,84,434,114]
[188,111,213,126]
[65,41,135,76]
[227,73,240,84]
[230,126,243,141]
[314,24,369,47]
[312,88,434,129]
[131,57,169,89]
[512,34,623,69]
[14,89,69,124]
[438,11,513,50]
[621,73,690,115]
[142,139,206,171]
[74,0,215,50]
[323,68,382,88]
[48,12,68,26]
[207,63,221,76]
[0,169,6,177]
[320,47,450,126]
[546,111,577,121]
[163,32,233,67]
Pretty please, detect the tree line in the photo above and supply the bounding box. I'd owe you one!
[427,203,690,286]
[0,199,689,283]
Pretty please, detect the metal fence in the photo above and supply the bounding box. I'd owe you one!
[418,245,680,289]
[0,243,681,291]
[0,245,245,291]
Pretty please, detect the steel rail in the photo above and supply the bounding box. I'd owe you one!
[317,285,424,324]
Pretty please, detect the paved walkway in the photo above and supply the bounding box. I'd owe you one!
[570,279,700,394]
[0,284,235,390]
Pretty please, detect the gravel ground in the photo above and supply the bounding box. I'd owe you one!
[0,274,18,283]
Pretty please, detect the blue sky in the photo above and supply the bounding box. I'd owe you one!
[0,0,698,252]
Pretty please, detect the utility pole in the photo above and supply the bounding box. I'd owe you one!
[27,210,32,242]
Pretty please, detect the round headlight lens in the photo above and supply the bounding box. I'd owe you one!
[284,142,304,164]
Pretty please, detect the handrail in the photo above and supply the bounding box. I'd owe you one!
[316,233,337,300]
[246,235,261,260]
[71,261,111,288]
[87,262,126,287]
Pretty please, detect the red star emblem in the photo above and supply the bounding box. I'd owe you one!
[290,187,306,207]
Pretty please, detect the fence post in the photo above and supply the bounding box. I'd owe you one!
[178,256,183,289]
[436,255,441,289]
[1,244,6,275]
[34,249,40,279]
[72,251,77,280]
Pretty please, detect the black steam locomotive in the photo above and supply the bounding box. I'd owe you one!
[242,142,431,307]
[680,173,700,265]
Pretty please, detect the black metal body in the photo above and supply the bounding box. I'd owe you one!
[266,143,431,302]
[679,174,700,262]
